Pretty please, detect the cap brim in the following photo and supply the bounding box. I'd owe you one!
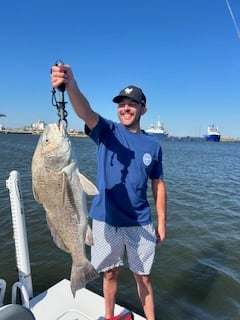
[113,95,126,103]
[113,95,140,104]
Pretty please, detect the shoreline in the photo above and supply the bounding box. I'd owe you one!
[0,129,87,137]
[1,129,239,142]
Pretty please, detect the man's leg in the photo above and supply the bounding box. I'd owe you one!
[134,273,155,320]
[104,267,120,319]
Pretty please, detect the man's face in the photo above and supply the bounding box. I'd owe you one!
[117,98,146,132]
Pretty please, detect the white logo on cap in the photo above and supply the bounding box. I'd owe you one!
[124,88,133,94]
[143,153,152,166]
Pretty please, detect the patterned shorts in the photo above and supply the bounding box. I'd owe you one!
[91,220,157,274]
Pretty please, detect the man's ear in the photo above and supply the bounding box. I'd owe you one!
[141,106,147,115]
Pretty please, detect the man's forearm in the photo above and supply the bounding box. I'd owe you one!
[67,80,99,130]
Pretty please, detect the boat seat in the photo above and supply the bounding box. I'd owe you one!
[0,304,36,320]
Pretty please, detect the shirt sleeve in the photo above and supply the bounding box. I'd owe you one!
[149,146,164,180]
[85,116,111,144]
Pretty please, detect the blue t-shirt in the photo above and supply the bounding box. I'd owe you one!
[85,116,163,227]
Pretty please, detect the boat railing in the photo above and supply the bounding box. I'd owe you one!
[12,281,31,308]
[0,279,6,307]
[6,170,33,307]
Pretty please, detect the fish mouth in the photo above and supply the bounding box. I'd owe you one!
[58,123,72,160]
[59,123,67,137]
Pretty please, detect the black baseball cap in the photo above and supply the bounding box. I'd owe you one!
[113,85,146,106]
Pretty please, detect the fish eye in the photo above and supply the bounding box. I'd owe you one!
[42,135,49,145]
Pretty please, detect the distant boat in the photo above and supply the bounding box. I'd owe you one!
[205,124,221,142]
[146,119,168,139]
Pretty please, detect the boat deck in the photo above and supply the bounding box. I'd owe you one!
[30,279,145,320]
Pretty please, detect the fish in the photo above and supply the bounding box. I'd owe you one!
[31,123,99,296]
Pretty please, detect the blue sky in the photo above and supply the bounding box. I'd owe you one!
[1,0,240,137]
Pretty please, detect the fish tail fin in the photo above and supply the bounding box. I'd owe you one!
[70,260,99,297]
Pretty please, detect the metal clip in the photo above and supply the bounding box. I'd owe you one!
[51,59,68,128]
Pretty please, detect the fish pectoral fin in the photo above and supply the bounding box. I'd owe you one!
[47,216,70,253]
[85,224,93,246]
[78,173,99,195]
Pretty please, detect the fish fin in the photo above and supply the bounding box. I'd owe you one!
[70,260,99,297]
[46,216,70,253]
[85,224,93,246]
[78,173,99,195]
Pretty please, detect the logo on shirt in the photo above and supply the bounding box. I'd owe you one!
[143,153,152,166]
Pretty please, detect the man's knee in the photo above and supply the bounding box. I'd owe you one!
[134,273,150,285]
[104,267,120,280]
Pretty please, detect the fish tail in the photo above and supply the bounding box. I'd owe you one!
[70,260,99,297]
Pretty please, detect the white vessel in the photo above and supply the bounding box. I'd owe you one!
[146,119,168,139]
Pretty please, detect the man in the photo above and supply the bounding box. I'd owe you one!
[51,64,167,320]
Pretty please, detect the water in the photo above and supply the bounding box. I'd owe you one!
[0,133,240,320]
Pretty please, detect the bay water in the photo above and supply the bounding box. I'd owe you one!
[0,133,239,319]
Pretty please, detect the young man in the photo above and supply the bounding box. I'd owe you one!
[51,64,167,320]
